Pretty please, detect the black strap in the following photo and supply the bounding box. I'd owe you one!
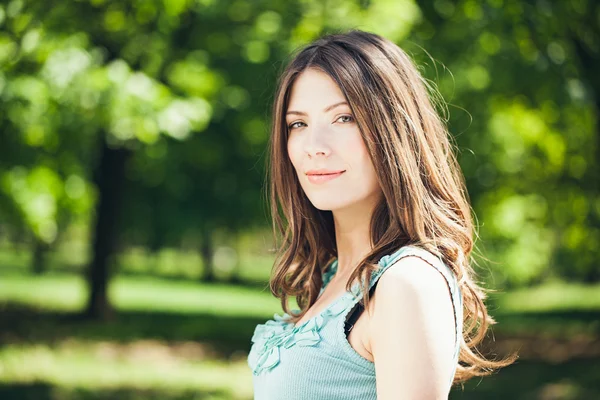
[344,280,379,336]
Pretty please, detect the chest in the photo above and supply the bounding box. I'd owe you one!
[249,302,379,400]
[295,281,374,363]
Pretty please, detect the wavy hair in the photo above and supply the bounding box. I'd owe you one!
[266,29,517,384]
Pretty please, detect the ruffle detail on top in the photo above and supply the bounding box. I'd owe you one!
[248,250,410,376]
[248,295,349,376]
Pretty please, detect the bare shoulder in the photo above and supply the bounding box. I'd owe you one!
[367,255,453,313]
[367,256,451,333]
[365,255,457,397]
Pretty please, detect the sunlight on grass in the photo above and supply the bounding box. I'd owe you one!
[1,270,599,399]
[111,276,277,317]
[2,273,599,317]
[490,281,600,313]
[0,274,280,318]
[0,340,253,399]
[0,275,87,311]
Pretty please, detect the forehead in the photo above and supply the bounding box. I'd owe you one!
[286,69,346,109]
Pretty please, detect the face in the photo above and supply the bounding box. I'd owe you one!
[286,68,382,212]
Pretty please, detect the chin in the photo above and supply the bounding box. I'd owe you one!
[306,195,349,211]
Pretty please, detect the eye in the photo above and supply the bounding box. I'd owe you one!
[288,121,306,130]
[336,114,355,124]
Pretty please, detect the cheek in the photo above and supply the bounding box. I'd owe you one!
[348,135,379,186]
[346,134,371,167]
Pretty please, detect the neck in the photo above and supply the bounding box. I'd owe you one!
[331,196,380,276]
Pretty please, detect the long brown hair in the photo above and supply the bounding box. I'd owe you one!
[266,28,517,384]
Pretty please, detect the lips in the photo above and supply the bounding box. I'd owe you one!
[305,169,346,176]
[306,170,345,184]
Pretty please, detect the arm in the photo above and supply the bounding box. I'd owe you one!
[368,256,457,400]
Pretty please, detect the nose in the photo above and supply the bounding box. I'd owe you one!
[303,123,331,158]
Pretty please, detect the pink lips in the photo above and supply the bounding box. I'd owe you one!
[306,171,345,184]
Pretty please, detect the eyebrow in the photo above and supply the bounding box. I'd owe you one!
[286,101,349,116]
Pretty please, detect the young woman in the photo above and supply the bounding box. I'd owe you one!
[247,29,517,399]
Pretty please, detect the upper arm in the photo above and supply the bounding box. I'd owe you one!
[367,255,457,400]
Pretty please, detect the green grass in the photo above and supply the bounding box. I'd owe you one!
[487,281,600,339]
[1,269,600,399]
[450,359,600,400]
[489,281,600,313]
[0,273,280,317]
[0,341,253,399]
[2,269,600,316]
[0,270,281,399]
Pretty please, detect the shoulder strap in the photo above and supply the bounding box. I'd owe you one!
[344,278,379,335]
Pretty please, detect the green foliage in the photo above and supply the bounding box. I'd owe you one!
[1,0,599,397]
[0,0,598,285]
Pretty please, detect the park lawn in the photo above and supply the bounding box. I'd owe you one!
[0,272,599,399]
[1,271,599,316]
[0,272,280,316]
[0,272,280,399]
[0,340,253,400]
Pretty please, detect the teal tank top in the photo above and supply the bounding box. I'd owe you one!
[247,244,463,399]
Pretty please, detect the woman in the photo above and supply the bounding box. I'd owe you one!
[247,29,517,399]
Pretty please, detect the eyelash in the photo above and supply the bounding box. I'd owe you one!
[288,114,355,130]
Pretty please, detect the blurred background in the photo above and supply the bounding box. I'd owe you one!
[0,0,598,399]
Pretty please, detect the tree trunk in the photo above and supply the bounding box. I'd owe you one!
[200,227,215,282]
[85,138,131,320]
[572,31,600,283]
[228,231,243,284]
[31,239,49,275]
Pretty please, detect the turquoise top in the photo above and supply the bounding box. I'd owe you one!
[247,244,463,399]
